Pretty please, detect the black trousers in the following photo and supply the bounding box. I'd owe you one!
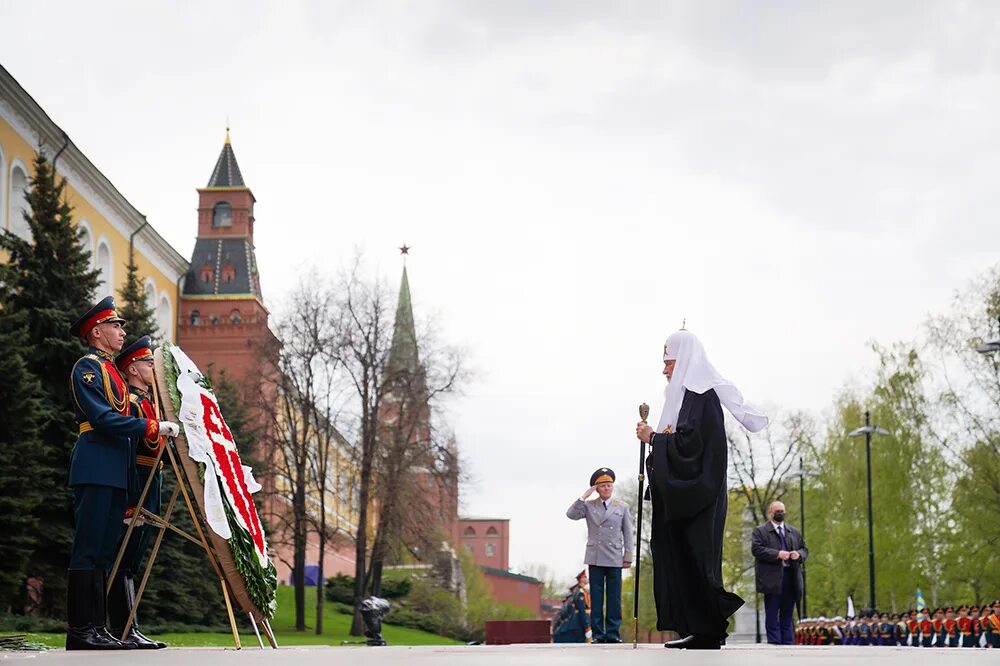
[70,484,126,571]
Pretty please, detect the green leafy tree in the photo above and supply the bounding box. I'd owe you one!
[0,296,49,612]
[0,151,99,615]
[117,252,159,346]
[805,346,948,615]
[925,264,1000,604]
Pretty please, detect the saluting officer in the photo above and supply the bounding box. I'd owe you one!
[567,467,634,643]
[108,336,168,649]
[66,298,178,651]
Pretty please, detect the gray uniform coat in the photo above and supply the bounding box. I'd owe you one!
[567,498,635,568]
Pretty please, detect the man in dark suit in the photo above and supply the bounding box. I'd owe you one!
[751,501,808,645]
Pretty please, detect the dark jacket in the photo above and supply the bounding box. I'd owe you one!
[751,521,807,595]
[69,348,156,489]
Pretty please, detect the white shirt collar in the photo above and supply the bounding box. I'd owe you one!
[772,521,785,530]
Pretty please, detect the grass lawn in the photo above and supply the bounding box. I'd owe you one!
[11,585,462,649]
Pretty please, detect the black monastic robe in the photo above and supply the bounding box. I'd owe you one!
[646,388,744,640]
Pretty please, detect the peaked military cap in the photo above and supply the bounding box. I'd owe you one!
[70,295,125,339]
[590,467,615,486]
[116,335,154,371]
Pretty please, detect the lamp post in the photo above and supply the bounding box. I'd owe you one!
[786,459,819,616]
[848,411,890,611]
[976,316,1000,355]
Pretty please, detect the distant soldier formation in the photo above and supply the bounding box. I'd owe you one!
[795,601,1000,647]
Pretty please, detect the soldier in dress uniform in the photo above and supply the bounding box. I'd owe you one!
[906,609,920,647]
[932,607,946,647]
[877,612,892,646]
[856,611,870,646]
[918,607,934,647]
[107,336,167,649]
[968,604,981,647]
[891,613,906,646]
[566,467,634,643]
[553,572,592,643]
[944,606,958,647]
[65,297,179,651]
[957,605,973,648]
[987,601,1000,648]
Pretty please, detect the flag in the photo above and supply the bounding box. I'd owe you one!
[916,588,927,612]
[847,595,855,618]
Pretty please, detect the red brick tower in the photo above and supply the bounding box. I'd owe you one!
[177,130,277,383]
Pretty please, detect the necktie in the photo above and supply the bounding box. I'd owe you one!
[603,501,608,511]
[778,526,789,567]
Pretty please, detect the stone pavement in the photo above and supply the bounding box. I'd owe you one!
[0,644,993,665]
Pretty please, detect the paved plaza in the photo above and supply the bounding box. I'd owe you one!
[0,644,992,665]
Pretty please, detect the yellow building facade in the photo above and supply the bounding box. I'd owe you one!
[0,64,187,336]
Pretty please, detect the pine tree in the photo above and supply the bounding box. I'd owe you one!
[118,252,159,347]
[0,151,99,616]
[0,290,49,612]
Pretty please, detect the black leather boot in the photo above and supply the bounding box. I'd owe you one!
[66,570,128,650]
[94,570,136,649]
[110,573,166,649]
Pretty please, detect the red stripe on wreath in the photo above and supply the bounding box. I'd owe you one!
[200,393,267,559]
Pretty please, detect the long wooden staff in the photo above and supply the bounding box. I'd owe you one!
[632,402,650,649]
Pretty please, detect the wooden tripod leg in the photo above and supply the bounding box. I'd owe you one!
[120,483,181,641]
[164,444,241,649]
[108,448,167,594]
[220,579,242,650]
[262,618,278,649]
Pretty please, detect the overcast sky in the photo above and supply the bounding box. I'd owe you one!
[3,1,999,584]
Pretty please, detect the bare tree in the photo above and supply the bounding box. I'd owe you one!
[258,274,337,632]
[727,411,812,525]
[325,263,396,635]
[368,328,464,596]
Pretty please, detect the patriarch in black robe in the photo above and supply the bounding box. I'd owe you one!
[635,329,768,649]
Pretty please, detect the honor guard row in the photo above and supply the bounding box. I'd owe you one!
[795,600,1000,648]
[65,297,179,651]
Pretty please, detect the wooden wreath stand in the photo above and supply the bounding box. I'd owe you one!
[106,348,278,650]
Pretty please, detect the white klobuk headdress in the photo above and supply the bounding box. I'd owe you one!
[657,329,769,434]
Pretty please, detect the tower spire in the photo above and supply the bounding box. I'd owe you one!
[388,248,419,373]
[207,128,245,188]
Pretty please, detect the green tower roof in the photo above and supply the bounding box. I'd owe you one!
[387,265,420,373]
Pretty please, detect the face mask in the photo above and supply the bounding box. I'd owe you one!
[773,511,785,523]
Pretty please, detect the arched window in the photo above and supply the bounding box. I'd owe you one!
[200,264,214,284]
[486,526,499,536]
[212,202,232,228]
[144,279,157,313]
[158,295,172,341]
[76,221,94,267]
[485,543,495,557]
[221,263,236,283]
[95,239,113,297]
[190,309,201,326]
[9,163,31,240]
[229,308,242,324]
[463,526,476,537]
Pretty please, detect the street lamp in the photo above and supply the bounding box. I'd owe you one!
[976,316,1000,354]
[848,411,890,611]
[786,458,819,616]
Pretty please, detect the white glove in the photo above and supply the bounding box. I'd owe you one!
[158,421,180,438]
